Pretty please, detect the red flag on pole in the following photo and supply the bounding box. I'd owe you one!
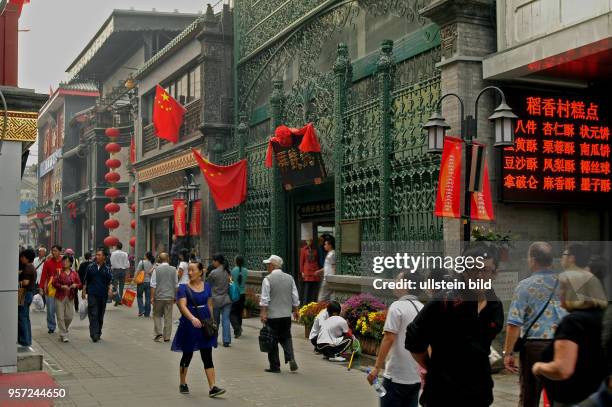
[434,136,463,218]
[192,148,247,211]
[470,152,495,221]
[153,85,186,143]
[173,199,187,237]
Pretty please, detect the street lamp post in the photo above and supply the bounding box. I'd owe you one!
[51,200,61,246]
[175,174,200,256]
[423,86,517,241]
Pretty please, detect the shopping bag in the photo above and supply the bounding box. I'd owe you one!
[121,288,137,307]
[32,294,44,311]
[79,298,88,320]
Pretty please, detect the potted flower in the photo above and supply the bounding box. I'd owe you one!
[243,289,259,319]
[342,293,386,331]
[298,301,328,338]
[355,310,387,355]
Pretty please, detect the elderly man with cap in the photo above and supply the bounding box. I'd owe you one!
[260,254,300,373]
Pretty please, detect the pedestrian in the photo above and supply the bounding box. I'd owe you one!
[170,234,182,267]
[32,247,47,286]
[110,242,129,306]
[503,242,566,407]
[136,252,155,317]
[18,248,37,347]
[52,255,82,342]
[300,239,320,304]
[561,242,590,273]
[230,255,248,338]
[405,246,504,407]
[150,252,177,342]
[172,262,226,398]
[83,248,113,342]
[367,271,424,407]
[39,245,63,334]
[315,301,353,361]
[533,270,608,406]
[259,254,299,373]
[65,248,79,271]
[207,254,232,347]
[316,236,336,302]
[177,249,190,287]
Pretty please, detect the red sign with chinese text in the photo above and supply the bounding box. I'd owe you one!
[471,144,494,221]
[189,199,201,236]
[501,90,611,204]
[434,136,463,218]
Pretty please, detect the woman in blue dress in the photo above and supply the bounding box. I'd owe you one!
[172,262,226,397]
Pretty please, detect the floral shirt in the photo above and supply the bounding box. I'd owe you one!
[507,270,567,339]
[52,270,82,301]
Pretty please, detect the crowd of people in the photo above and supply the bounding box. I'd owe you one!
[16,239,612,406]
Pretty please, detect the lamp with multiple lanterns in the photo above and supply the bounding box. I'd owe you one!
[175,174,200,254]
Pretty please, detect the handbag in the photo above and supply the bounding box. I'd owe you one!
[229,279,241,302]
[185,286,218,338]
[18,287,26,306]
[258,323,274,353]
[514,279,559,352]
[134,269,145,285]
[47,274,57,297]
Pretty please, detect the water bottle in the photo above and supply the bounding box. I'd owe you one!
[366,368,386,398]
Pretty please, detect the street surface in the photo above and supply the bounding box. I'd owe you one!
[28,299,521,407]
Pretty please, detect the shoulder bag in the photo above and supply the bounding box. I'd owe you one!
[185,286,218,338]
[134,261,145,285]
[514,279,559,352]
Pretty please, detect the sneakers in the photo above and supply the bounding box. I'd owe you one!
[209,386,226,398]
[289,360,298,372]
[154,335,163,342]
[329,356,346,362]
[179,384,189,394]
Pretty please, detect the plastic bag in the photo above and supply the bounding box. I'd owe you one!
[79,297,88,320]
[32,294,44,311]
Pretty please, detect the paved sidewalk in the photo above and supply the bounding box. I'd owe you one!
[28,304,520,406]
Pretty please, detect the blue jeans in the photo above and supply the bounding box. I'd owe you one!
[213,303,232,345]
[46,295,56,332]
[112,269,126,304]
[136,282,151,316]
[380,378,420,407]
[18,291,33,346]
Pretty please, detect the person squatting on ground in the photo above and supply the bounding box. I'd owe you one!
[315,301,353,361]
[207,254,233,347]
[230,255,248,338]
[260,254,300,373]
[82,248,113,342]
[18,248,37,347]
[39,245,63,334]
[308,305,329,351]
[150,252,177,342]
[172,262,225,398]
[52,255,82,342]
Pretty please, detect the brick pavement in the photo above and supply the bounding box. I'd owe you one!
[28,304,521,407]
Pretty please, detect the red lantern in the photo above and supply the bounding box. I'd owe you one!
[105,128,120,138]
[130,219,136,229]
[129,236,136,247]
[104,236,119,247]
[105,172,121,183]
[104,187,121,199]
[104,202,120,213]
[105,142,121,154]
[104,219,120,229]
[105,158,121,169]
[130,203,136,212]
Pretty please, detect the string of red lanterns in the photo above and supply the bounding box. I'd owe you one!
[103,127,122,248]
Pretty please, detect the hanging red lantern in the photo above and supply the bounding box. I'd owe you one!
[130,219,136,229]
[104,235,119,247]
[105,158,121,169]
[104,218,120,229]
[104,202,120,213]
[129,236,136,247]
[130,203,136,212]
[105,128,120,138]
[105,142,121,153]
[105,172,121,183]
[104,187,121,199]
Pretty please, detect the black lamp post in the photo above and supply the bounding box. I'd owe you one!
[424,86,517,241]
[175,174,200,255]
[51,200,61,246]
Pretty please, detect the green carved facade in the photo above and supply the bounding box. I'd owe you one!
[222,0,443,274]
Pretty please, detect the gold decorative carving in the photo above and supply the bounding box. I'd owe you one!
[137,150,198,183]
[0,111,38,142]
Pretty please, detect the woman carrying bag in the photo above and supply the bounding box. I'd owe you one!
[172,262,226,398]
[52,255,82,343]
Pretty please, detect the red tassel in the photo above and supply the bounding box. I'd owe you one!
[265,141,275,168]
[542,389,550,407]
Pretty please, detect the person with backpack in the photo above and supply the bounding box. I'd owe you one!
[207,254,232,347]
[230,255,248,338]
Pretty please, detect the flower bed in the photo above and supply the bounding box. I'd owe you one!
[342,294,387,356]
[298,301,328,338]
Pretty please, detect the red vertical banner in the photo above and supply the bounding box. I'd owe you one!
[434,136,463,218]
[471,156,495,221]
[190,199,202,236]
[130,137,136,164]
[173,199,186,237]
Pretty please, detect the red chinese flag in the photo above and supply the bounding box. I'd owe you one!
[192,148,247,211]
[153,85,186,143]
[173,199,187,237]
[130,137,136,164]
[190,199,202,236]
[434,136,463,218]
[471,158,495,221]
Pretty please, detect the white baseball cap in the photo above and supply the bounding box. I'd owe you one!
[263,255,283,267]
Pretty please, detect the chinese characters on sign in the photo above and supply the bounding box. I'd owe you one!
[502,91,611,203]
[272,136,327,190]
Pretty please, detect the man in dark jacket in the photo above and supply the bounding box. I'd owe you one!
[82,248,113,342]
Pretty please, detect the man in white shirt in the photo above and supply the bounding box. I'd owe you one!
[315,301,352,361]
[260,254,300,373]
[109,242,129,306]
[317,237,336,301]
[32,247,47,285]
[367,272,423,407]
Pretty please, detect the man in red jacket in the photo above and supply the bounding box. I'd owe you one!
[300,239,320,304]
[39,245,63,334]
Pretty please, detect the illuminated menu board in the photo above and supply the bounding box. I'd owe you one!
[501,89,610,204]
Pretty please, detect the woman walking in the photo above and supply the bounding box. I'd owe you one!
[18,249,37,347]
[52,255,82,342]
[230,255,248,338]
[172,262,225,397]
[136,252,155,317]
[207,254,232,347]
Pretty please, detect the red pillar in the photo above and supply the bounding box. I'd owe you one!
[0,3,19,86]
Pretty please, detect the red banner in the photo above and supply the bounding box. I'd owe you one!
[471,155,495,221]
[190,199,202,236]
[434,137,463,218]
[173,199,186,237]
